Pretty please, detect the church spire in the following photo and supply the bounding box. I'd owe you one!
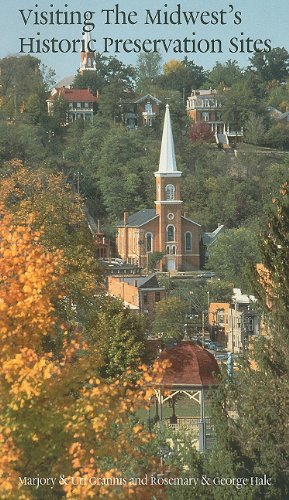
[157,104,181,176]
[80,32,96,73]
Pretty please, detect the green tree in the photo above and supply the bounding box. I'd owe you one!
[135,52,162,92]
[152,297,187,343]
[208,59,243,88]
[73,52,136,94]
[219,82,260,134]
[249,47,289,83]
[206,182,289,498]
[0,55,54,121]
[93,298,148,380]
[157,58,207,98]
[207,227,260,292]
[244,112,267,145]
[265,122,289,150]
[98,79,133,122]
[97,127,158,219]
[0,122,47,164]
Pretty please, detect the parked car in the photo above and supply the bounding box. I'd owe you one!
[216,344,225,352]
[208,341,217,350]
[215,353,228,361]
[196,271,216,279]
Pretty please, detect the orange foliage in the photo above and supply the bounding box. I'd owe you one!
[0,210,167,499]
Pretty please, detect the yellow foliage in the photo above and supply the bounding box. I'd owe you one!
[0,209,168,499]
[163,59,184,74]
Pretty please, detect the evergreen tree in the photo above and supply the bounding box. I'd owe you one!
[206,182,289,498]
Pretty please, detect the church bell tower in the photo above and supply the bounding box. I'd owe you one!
[80,32,96,74]
[155,105,183,272]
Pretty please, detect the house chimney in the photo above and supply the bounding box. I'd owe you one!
[184,211,188,218]
[124,211,128,226]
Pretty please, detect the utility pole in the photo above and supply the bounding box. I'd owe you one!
[202,311,205,347]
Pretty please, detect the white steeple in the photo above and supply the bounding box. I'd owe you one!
[156,104,181,177]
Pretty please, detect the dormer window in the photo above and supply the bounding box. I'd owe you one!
[165,184,175,200]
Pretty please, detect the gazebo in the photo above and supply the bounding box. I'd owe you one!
[153,341,220,451]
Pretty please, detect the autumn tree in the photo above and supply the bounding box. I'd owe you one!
[189,122,215,143]
[0,212,167,499]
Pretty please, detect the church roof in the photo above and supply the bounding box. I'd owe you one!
[116,209,158,227]
[181,215,202,228]
[202,225,225,247]
[157,105,181,176]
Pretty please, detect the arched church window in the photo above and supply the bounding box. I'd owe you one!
[145,232,153,252]
[185,232,192,251]
[167,225,175,242]
[165,184,175,200]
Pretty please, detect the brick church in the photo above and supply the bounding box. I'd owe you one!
[116,105,202,272]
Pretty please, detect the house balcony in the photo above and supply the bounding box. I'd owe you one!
[226,127,244,137]
[142,111,156,119]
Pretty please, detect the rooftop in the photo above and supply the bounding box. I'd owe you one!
[48,87,97,102]
[116,209,158,228]
[157,341,220,387]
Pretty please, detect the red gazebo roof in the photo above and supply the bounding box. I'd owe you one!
[158,341,220,387]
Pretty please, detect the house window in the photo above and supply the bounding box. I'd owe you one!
[166,245,170,254]
[171,245,176,255]
[165,184,175,200]
[76,102,81,108]
[202,112,210,121]
[155,292,161,302]
[167,225,175,242]
[145,232,153,252]
[145,102,152,113]
[185,232,192,252]
[143,293,148,304]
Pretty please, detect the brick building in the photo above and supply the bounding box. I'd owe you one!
[186,88,243,145]
[116,105,202,272]
[208,289,260,353]
[108,274,166,322]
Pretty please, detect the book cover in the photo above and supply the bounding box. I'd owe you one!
[0,1,289,498]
